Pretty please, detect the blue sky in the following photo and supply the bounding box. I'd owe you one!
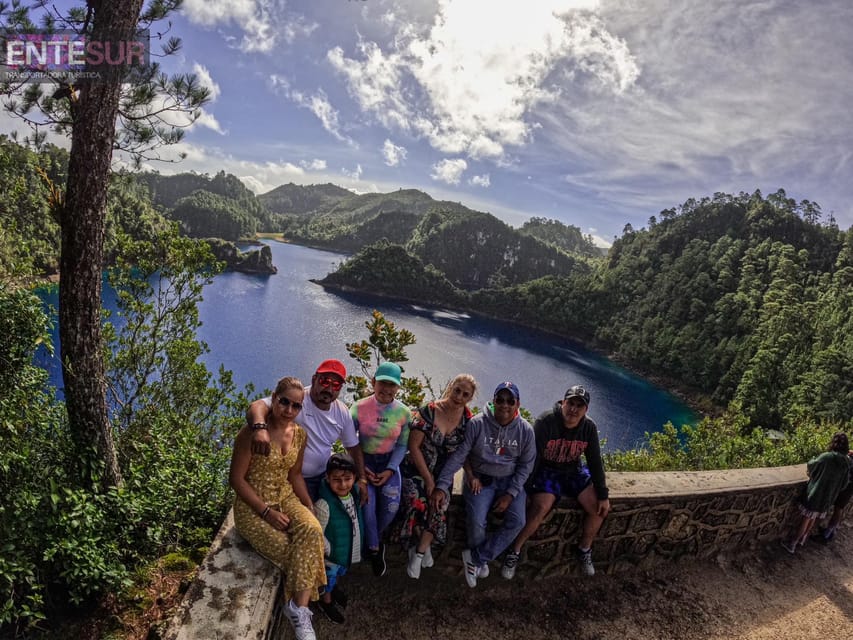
[6,0,853,245]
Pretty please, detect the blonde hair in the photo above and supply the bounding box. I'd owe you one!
[274,376,304,397]
[441,373,478,401]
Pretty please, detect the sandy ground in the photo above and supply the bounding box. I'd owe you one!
[308,525,853,640]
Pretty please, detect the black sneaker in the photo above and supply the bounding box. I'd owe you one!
[370,544,387,577]
[317,598,345,624]
[331,585,348,608]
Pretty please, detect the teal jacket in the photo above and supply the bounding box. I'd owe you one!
[805,451,851,513]
[318,479,364,567]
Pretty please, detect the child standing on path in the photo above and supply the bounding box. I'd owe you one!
[350,362,412,576]
[781,432,850,553]
[313,453,364,625]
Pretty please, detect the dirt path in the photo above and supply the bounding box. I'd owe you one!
[312,525,852,640]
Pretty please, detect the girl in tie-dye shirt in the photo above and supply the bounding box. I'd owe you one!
[350,362,412,576]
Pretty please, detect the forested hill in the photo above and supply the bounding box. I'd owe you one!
[276,187,472,251]
[322,189,852,432]
[520,217,603,258]
[137,171,275,240]
[0,139,272,278]
[258,182,353,215]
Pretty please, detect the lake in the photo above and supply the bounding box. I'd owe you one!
[37,240,697,451]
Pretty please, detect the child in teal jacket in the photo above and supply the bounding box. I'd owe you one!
[314,453,364,624]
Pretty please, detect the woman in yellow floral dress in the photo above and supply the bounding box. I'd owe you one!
[230,377,326,640]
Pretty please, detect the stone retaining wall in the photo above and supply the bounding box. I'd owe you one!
[490,464,810,578]
[166,464,852,639]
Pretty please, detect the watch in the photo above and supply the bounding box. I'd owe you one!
[250,422,268,431]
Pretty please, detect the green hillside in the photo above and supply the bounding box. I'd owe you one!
[519,216,601,259]
[257,182,353,215]
[137,170,276,233]
[320,189,852,432]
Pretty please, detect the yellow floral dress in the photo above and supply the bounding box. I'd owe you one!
[233,426,326,601]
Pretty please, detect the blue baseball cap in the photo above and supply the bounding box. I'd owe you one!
[493,381,520,401]
[375,362,402,385]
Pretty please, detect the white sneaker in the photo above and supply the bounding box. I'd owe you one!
[576,547,595,577]
[407,547,423,579]
[285,599,317,640]
[461,549,478,588]
[501,550,520,580]
[422,545,435,568]
[478,563,490,579]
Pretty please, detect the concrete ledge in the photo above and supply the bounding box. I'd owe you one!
[168,464,850,637]
[608,464,807,497]
[162,509,280,640]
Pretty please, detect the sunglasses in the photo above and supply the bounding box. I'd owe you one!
[316,375,343,391]
[493,396,517,406]
[277,396,303,411]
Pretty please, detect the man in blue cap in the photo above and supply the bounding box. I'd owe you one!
[430,381,536,588]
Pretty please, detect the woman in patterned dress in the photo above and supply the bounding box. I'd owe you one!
[399,374,477,579]
[230,377,326,640]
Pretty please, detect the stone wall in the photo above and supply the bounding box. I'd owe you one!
[165,464,851,639]
[469,464,810,579]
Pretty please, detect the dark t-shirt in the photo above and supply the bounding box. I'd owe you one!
[532,403,609,500]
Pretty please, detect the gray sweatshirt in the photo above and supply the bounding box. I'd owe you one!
[435,404,536,498]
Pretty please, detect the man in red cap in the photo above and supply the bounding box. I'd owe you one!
[247,359,367,503]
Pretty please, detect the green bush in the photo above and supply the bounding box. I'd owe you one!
[0,230,246,633]
[605,413,844,471]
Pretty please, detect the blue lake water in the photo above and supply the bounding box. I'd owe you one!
[37,240,697,451]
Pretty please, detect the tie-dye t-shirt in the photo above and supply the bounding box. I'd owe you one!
[350,395,411,455]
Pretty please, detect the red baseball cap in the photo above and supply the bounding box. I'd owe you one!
[315,359,346,379]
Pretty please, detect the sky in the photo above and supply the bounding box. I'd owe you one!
[4,0,853,246]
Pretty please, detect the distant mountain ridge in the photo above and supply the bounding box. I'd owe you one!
[257,182,353,216]
[127,172,598,288]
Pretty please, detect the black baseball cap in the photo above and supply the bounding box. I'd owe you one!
[564,385,590,406]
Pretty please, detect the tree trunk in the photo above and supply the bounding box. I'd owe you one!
[59,1,145,489]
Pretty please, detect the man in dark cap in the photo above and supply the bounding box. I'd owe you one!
[501,384,610,579]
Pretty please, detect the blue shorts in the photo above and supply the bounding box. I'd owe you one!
[527,466,591,499]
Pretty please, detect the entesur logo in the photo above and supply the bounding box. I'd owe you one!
[1,29,150,83]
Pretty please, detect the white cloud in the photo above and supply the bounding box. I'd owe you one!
[182,0,316,53]
[289,89,353,144]
[281,15,319,44]
[300,159,327,171]
[525,0,853,220]
[192,63,221,101]
[182,0,275,52]
[342,163,363,180]
[239,174,265,194]
[430,158,467,185]
[328,1,638,162]
[468,173,490,188]
[381,139,407,166]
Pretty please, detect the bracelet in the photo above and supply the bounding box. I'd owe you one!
[357,478,368,484]
[251,422,268,431]
[261,505,271,519]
